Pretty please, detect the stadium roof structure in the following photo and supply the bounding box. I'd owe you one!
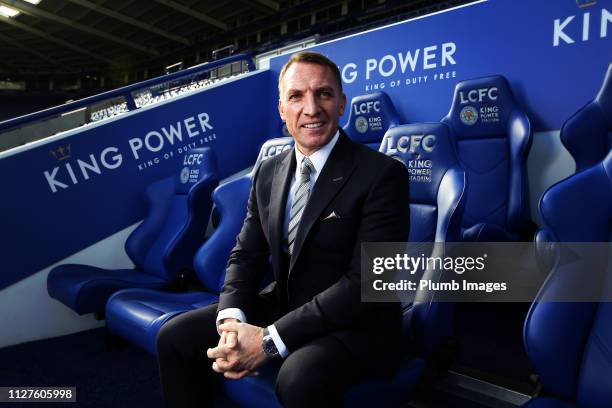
[0,0,470,79]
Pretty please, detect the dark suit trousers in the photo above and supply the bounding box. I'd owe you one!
[156,300,368,408]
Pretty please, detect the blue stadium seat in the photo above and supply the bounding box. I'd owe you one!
[342,91,402,149]
[105,138,294,354]
[535,65,612,271]
[442,75,532,241]
[223,123,465,407]
[523,150,612,408]
[560,63,612,173]
[47,148,219,315]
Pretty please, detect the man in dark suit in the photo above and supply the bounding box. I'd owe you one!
[156,51,410,407]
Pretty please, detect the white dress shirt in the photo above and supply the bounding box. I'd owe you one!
[217,131,340,358]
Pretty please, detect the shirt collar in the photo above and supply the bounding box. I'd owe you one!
[294,130,339,180]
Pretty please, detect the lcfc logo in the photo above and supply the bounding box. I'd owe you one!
[459,87,498,104]
[355,116,369,134]
[260,143,292,161]
[180,167,190,184]
[383,134,436,155]
[353,101,381,114]
[460,106,478,126]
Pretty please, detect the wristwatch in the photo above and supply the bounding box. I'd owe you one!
[262,327,280,359]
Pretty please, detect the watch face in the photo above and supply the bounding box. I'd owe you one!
[263,337,279,357]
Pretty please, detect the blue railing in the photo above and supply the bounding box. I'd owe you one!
[0,53,255,133]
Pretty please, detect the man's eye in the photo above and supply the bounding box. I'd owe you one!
[288,94,300,101]
[319,91,333,98]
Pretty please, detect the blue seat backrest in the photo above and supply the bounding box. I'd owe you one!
[380,123,466,355]
[125,148,219,280]
[524,151,612,405]
[380,123,465,243]
[343,92,402,148]
[560,63,612,173]
[442,75,532,235]
[125,177,174,270]
[539,152,612,243]
[196,137,294,293]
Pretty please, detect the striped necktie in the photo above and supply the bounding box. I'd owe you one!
[288,156,314,256]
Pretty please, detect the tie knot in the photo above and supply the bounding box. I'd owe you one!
[300,157,314,177]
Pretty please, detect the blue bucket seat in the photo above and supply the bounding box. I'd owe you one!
[442,75,532,241]
[523,150,612,408]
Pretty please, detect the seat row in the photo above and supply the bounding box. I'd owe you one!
[46,64,611,406]
[345,75,533,242]
[48,71,536,317]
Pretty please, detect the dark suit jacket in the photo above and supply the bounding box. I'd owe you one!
[218,129,410,374]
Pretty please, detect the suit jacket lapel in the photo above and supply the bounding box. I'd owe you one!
[289,131,357,272]
[269,150,295,278]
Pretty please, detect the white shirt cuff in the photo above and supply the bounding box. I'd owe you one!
[267,324,289,358]
[216,308,247,335]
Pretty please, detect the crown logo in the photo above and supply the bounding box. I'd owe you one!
[576,0,596,8]
[50,144,72,161]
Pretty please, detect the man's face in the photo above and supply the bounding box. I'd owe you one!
[278,62,346,156]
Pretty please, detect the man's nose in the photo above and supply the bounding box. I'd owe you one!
[302,93,320,116]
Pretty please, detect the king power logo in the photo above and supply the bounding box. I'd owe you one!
[43,112,214,193]
[340,42,457,83]
[553,2,610,46]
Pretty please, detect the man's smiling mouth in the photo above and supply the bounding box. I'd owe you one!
[302,122,324,129]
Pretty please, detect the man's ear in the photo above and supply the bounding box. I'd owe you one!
[278,99,285,122]
[339,93,347,116]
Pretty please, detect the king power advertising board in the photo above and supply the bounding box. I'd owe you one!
[0,71,276,289]
[270,0,611,132]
